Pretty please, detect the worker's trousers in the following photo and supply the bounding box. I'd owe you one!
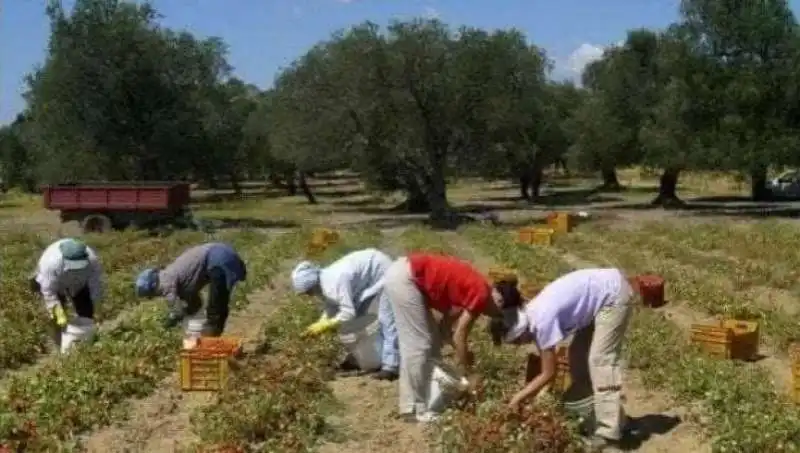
[376,290,400,372]
[567,279,634,440]
[384,257,442,415]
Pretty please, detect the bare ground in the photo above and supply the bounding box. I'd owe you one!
[80,272,290,453]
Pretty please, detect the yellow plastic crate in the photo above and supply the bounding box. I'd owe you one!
[526,346,571,394]
[179,337,243,391]
[517,227,555,246]
[546,212,572,234]
[790,344,800,403]
[689,319,759,361]
[519,282,541,300]
[487,267,518,284]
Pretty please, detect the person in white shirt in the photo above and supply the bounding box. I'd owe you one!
[489,267,640,450]
[29,238,104,345]
[291,248,399,380]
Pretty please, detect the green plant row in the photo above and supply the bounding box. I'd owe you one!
[468,225,800,453]
[0,229,311,452]
[634,221,799,291]
[0,230,205,372]
[395,226,581,453]
[556,226,800,350]
[186,228,385,452]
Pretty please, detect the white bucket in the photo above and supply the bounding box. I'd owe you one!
[60,316,96,354]
[427,362,469,414]
[338,313,381,371]
[182,317,206,349]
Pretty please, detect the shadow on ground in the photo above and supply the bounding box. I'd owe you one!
[617,414,682,451]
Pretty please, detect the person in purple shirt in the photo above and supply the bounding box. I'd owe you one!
[489,267,640,450]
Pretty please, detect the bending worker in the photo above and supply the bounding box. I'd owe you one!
[134,242,247,337]
[291,248,399,381]
[30,238,104,345]
[382,252,520,423]
[490,267,639,450]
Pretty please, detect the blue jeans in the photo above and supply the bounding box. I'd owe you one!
[351,290,399,372]
[376,291,400,372]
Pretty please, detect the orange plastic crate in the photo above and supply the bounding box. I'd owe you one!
[546,212,571,234]
[310,228,339,247]
[179,337,243,391]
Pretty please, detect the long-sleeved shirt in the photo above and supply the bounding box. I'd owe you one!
[319,248,393,323]
[158,242,245,310]
[34,240,104,310]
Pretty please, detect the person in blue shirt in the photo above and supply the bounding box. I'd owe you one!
[134,242,246,337]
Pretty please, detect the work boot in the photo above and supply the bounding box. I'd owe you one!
[371,369,399,381]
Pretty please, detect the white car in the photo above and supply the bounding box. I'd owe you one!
[767,170,800,198]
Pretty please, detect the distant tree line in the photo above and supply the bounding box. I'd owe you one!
[2,0,799,223]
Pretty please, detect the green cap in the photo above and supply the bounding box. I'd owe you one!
[59,239,89,271]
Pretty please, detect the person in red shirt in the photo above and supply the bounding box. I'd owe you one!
[383,252,522,423]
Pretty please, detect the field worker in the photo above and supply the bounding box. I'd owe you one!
[382,252,521,423]
[489,267,639,450]
[29,238,104,345]
[291,248,400,381]
[134,242,246,337]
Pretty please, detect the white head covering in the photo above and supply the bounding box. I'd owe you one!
[503,308,530,343]
[291,261,321,294]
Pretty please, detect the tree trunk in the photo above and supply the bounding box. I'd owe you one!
[298,172,317,204]
[424,153,457,229]
[230,173,242,195]
[396,183,431,213]
[597,166,622,192]
[651,168,683,207]
[529,165,545,200]
[518,174,532,200]
[750,166,771,201]
[284,171,297,196]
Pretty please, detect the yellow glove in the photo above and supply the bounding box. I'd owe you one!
[305,318,341,336]
[51,305,68,327]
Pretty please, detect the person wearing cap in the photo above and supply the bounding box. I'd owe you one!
[489,267,639,450]
[290,248,400,381]
[134,242,246,337]
[382,252,520,423]
[30,238,104,345]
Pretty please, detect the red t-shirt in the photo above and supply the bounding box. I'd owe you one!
[408,253,491,314]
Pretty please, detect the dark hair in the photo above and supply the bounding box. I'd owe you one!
[493,280,523,309]
[487,306,520,346]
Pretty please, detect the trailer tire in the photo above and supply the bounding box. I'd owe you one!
[82,214,113,234]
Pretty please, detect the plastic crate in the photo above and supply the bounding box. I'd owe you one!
[636,274,666,308]
[722,319,759,361]
[525,346,571,394]
[546,212,571,234]
[310,228,339,247]
[179,337,243,391]
[690,319,758,361]
[518,227,555,246]
[690,323,733,359]
[487,267,518,284]
[790,343,800,403]
[519,282,541,300]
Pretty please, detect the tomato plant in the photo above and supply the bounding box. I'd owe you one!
[0,229,311,452]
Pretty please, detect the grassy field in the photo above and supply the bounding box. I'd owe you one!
[1,169,800,452]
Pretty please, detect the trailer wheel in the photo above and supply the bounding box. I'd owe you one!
[82,214,112,234]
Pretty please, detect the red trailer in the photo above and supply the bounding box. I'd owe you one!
[42,182,197,233]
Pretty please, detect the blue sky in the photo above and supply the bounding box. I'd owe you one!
[0,0,740,124]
